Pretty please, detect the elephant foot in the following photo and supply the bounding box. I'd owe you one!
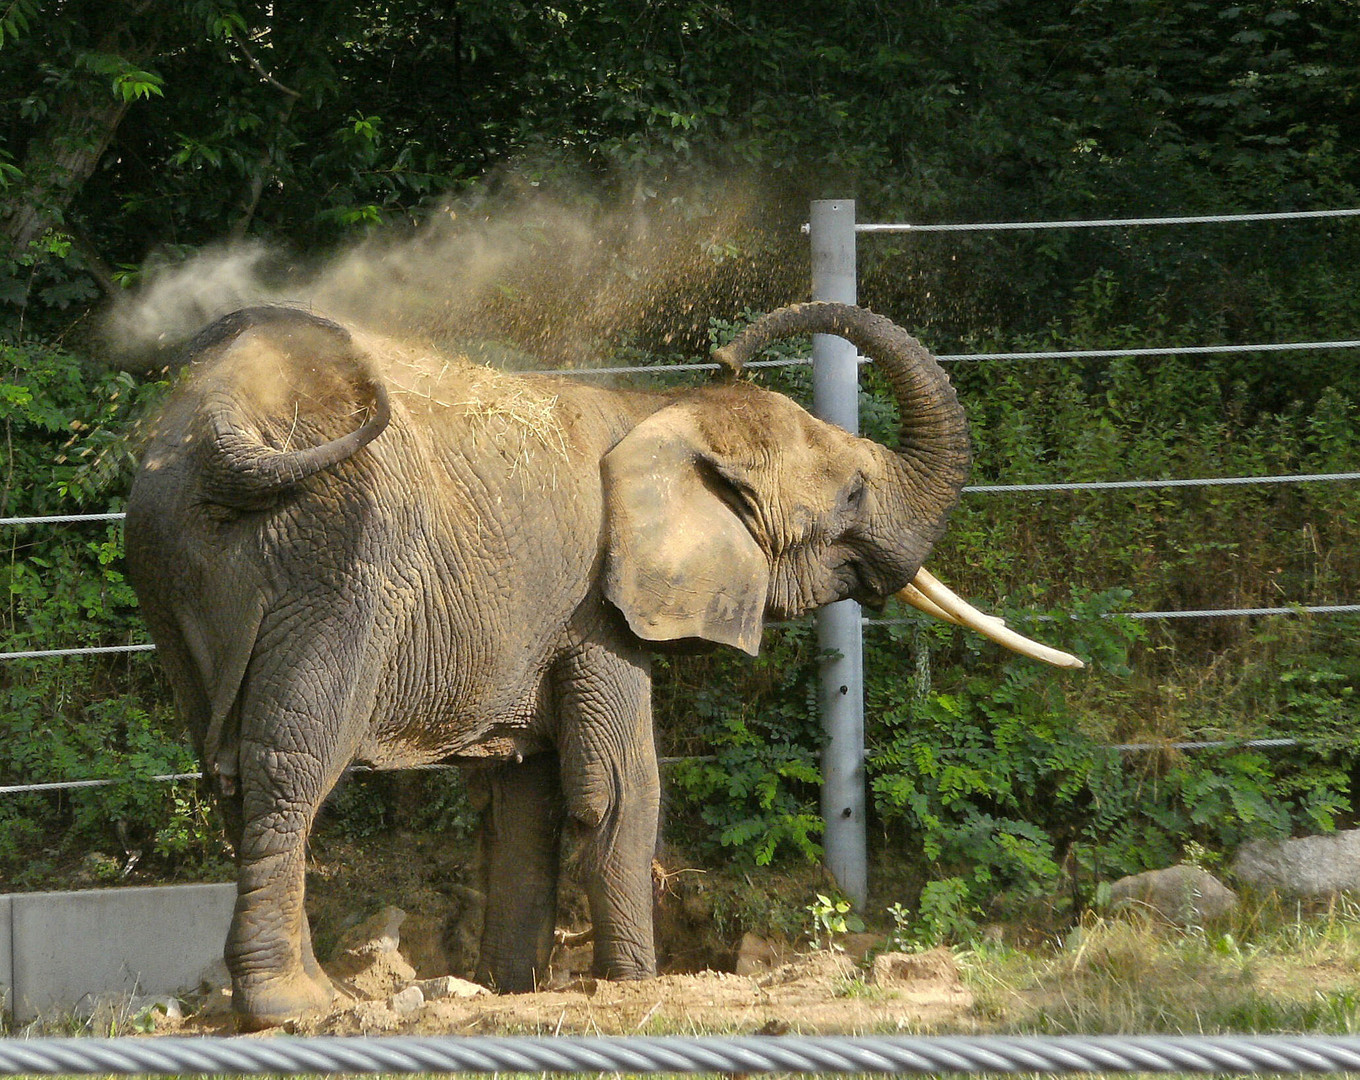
[232,968,335,1031]
[591,956,656,982]
[475,960,542,995]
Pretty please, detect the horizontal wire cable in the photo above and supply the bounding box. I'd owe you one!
[0,512,127,526]
[0,643,155,660]
[851,206,1360,233]
[7,603,1359,665]
[0,731,1330,794]
[863,603,1360,629]
[964,472,1360,493]
[937,338,1360,363]
[6,468,1357,528]
[524,337,1360,376]
[0,771,202,795]
[7,1033,1360,1075]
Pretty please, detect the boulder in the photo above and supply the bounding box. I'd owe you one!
[733,932,788,976]
[388,985,425,1018]
[1106,864,1238,924]
[1232,830,1360,897]
[327,905,418,999]
[868,948,961,987]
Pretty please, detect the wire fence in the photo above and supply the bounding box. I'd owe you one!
[9,1032,1360,1076]
[2,203,1359,1069]
[3,228,1359,790]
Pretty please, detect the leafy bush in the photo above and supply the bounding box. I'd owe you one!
[0,340,230,886]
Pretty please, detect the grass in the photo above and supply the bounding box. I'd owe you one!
[959,893,1360,1035]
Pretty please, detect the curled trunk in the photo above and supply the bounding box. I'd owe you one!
[714,301,971,556]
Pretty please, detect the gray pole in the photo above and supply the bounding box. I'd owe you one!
[808,199,866,909]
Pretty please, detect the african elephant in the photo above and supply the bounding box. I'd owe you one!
[124,300,1069,1028]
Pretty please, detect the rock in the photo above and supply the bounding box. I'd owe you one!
[325,904,422,1001]
[837,932,888,962]
[128,994,184,1028]
[733,932,788,976]
[336,906,406,956]
[1107,864,1238,924]
[869,948,960,987]
[1232,830,1360,897]
[332,948,419,1001]
[388,985,425,1018]
[399,913,456,979]
[414,975,488,1000]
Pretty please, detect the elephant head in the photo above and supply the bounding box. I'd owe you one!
[602,300,1082,666]
[602,301,970,654]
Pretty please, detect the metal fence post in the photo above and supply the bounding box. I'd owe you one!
[809,199,866,909]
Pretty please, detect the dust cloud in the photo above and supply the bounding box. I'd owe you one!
[102,181,805,372]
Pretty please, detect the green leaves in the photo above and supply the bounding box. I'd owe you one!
[0,0,35,49]
[77,52,165,101]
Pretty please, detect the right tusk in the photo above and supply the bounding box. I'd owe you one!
[897,568,1086,670]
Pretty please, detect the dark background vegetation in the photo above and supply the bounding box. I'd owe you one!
[2,0,1358,939]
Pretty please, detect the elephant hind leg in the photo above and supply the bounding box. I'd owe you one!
[227,737,351,1028]
[474,751,565,993]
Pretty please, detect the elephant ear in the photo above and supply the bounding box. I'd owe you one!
[602,404,768,656]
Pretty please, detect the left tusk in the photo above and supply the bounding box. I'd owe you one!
[897,568,1086,670]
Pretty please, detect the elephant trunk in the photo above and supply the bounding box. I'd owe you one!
[192,308,393,508]
[713,301,971,559]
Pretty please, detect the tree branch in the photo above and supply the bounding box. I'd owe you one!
[230,31,300,98]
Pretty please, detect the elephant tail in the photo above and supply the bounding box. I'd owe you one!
[189,307,392,508]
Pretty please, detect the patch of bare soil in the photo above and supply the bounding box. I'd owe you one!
[150,830,972,1037]
[165,946,972,1038]
[102,812,973,1038]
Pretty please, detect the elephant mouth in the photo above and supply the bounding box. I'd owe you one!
[837,560,893,611]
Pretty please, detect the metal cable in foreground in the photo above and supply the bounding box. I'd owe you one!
[8,1033,1360,1075]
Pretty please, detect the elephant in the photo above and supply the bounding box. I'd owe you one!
[124,300,1076,1028]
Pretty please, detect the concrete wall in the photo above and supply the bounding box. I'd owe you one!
[0,882,235,1023]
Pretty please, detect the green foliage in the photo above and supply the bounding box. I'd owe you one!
[0,0,36,49]
[664,620,825,866]
[0,0,1358,929]
[0,339,229,886]
[76,53,164,102]
[806,890,864,949]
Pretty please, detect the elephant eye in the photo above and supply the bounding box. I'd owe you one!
[842,476,867,512]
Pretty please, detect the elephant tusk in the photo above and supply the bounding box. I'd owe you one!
[897,579,1007,633]
[897,568,1086,670]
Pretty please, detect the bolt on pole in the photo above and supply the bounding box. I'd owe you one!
[809,199,867,910]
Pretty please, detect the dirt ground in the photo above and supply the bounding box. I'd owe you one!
[165,944,973,1038]
[151,829,975,1037]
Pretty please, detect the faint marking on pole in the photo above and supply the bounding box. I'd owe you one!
[809,199,867,910]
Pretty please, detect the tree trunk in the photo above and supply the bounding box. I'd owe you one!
[2,9,157,264]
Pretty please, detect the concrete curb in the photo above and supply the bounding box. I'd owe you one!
[1,882,235,1023]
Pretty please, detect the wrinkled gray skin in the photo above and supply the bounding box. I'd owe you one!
[124,301,970,1028]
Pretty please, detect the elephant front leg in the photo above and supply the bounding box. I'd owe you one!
[226,742,339,1028]
[556,643,659,982]
[474,751,565,992]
